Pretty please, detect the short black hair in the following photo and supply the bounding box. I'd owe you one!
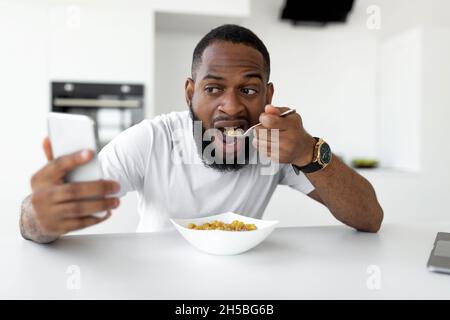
[191,24,271,81]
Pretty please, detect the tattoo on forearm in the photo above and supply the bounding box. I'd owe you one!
[20,195,58,244]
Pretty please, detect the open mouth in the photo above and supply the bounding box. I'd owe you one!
[212,120,249,154]
[213,120,249,143]
[217,126,246,145]
[223,127,245,138]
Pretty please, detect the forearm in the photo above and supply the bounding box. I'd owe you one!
[20,195,59,244]
[306,155,383,232]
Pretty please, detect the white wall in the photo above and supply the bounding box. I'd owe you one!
[1,0,52,237]
[154,31,198,116]
[378,28,422,171]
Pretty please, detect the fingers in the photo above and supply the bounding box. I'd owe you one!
[59,211,112,233]
[259,112,284,129]
[259,106,292,129]
[42,137,54,161]
[252,137,279,160]
[264,104,281,115]
[50,180,120,203]
[54,197,120,219]
[32,150,94,188]
[31,187,118,236]
[254,125,281,143]
[254,128,300,163]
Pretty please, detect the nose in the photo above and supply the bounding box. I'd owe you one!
[217,90,245,117]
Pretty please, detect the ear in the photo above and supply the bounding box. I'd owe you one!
[265,82,274,105]
[185,77,195,107]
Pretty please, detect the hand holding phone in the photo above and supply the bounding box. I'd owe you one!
[26,113,121,239]
[48,113,116,219]
[29,140,120,238]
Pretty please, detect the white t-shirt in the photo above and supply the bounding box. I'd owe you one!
[98,111,314,232]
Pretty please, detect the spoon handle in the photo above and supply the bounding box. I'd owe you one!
[245,108,296,135]
[279,108,297,117]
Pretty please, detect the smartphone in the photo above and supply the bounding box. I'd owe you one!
[427,232,450,274]
[47,112,101,182]
[47,112,106,218]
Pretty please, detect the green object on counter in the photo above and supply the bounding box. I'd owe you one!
[351,158,379,168]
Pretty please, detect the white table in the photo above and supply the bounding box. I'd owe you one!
[1,223,450,299]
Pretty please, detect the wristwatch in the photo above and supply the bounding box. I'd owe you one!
[292,137,332,174]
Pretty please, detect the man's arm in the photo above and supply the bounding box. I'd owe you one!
[256,105,383,233]
[305,154,383,233]
[20,195,59,244]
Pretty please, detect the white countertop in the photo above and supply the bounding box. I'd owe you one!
[1,223,450,299]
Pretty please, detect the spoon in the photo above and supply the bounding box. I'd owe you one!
[224,108,297,138]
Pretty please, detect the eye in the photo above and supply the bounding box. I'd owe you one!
[205,86,222,94]
[241,88,258,95]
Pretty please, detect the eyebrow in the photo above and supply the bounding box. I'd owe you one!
[201,72,264,82]
[243,72,264,81]
[201,74,225,81]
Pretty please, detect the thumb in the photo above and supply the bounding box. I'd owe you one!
[42,136,54,161]
[264,104,282,115]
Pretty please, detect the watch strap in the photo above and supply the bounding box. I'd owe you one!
[292,161,323,174]
[292,137,323,174]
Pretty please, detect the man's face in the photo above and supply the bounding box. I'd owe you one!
[185,41,274,170]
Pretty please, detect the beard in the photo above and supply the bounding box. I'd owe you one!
[188,104,254,172]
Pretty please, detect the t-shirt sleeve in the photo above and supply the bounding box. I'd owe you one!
[278,164,315,194]
[98,120,152,197]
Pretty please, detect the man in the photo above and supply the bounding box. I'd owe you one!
[20,25,383,244]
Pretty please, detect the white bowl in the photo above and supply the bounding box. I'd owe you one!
[170,212,278,255]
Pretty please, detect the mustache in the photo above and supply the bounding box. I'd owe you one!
[211,115,250,128]
[212,115,248,122]
[189,103,249,127]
